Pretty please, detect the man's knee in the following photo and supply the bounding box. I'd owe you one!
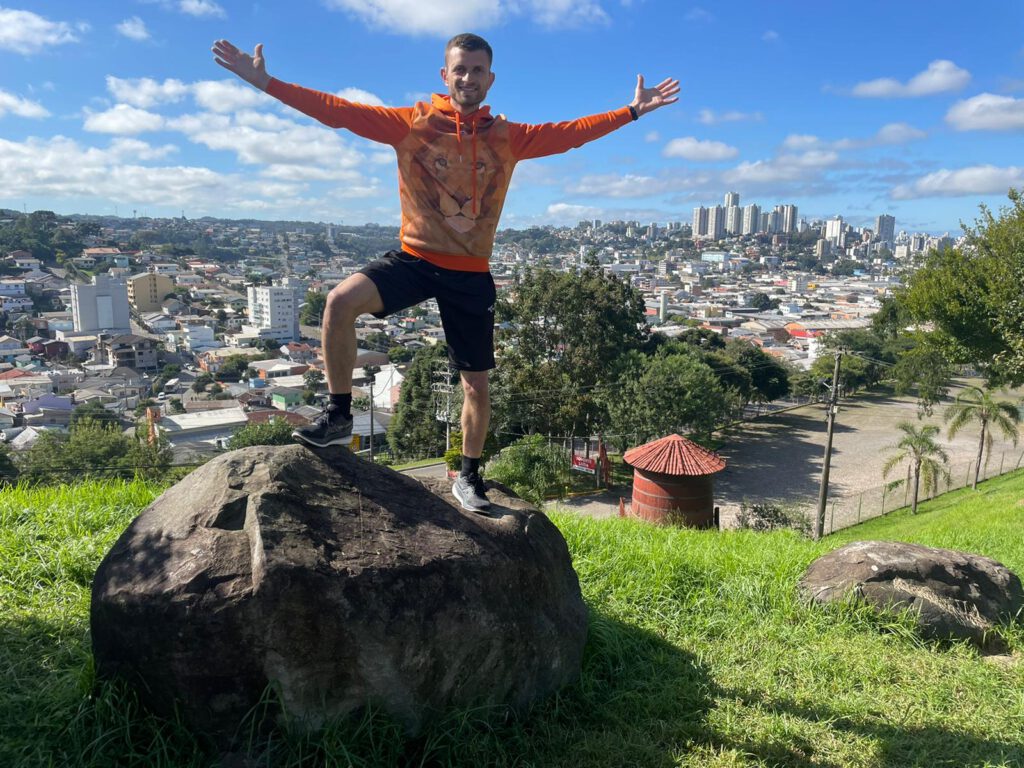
[326,274,383,323]
[460,370,489,402]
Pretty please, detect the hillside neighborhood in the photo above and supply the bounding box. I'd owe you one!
[0,204,959,465]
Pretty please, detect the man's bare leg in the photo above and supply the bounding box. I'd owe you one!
[451,369,492,511]
[322,274,385,394]
[459,370,490,458]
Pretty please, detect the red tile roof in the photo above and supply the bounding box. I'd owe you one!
[623,434,726,476]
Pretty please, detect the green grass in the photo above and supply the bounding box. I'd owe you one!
[2,473,1023,767]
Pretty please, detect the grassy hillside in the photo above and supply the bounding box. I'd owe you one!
[1,473,1022,767]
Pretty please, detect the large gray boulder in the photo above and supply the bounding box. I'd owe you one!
[91,445,588,742]
[798,540,1023,644]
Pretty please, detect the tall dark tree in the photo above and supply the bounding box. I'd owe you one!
[902,190,1024,385]
[387,344,449,458]
[492,263,647,439]
[724,339,791,404]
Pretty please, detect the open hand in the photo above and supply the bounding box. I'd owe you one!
[630,75,680,117]
[212,39,271,91]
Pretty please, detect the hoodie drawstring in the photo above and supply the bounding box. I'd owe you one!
[471,121,478,215]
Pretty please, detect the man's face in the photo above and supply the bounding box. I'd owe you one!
[441,47,494,112]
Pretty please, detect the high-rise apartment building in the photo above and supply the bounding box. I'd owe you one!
[126,272,175,313]
[71,274,131,334]
[741,204,760,235]
[781,204,798,234]
[875,214,896,245]
[707,205,726,240]
[724,191,740,208]
[825,216,845,244]
[726,205,742,235]
[692,206,708,238]
[244,285,299,342]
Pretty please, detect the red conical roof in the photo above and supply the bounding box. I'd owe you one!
[623,434,726,476]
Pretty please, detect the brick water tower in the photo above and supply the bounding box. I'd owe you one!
[623,434,726,528]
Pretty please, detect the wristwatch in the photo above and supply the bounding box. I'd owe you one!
[628,105,639,121]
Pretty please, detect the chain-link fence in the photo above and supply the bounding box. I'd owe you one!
[808,448,1024,535]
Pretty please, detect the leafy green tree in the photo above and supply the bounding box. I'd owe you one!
[901,190,1024,384]
[604,353,729,450]
[724,340,791,404]
[748,292,780,311]
[192,373,213,393]
[15,418,171,484]
[0,444,18,485]
[892,339,954,416]
[882,422,951,514]
[485,433,571,507]
[494,262,648,439]
[388,344,448,459]
[303,368,325,391]
[300,291,327,326]
[70,399,120,428]
[226,418,295,449]
[944,386,1021,489]
[387,346,414,364]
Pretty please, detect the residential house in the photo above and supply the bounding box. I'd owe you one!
[94,334,159,371]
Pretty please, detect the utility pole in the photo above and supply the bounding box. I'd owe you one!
[431,360,455,451]
[369,374,375,461]
[814,350,843,540]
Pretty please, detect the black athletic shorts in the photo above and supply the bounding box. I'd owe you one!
[358,250,496,372]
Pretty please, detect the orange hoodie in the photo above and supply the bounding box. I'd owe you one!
[266,78,632,272]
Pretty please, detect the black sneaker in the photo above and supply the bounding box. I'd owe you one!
[452,472,491,513]
[292,404,353,448]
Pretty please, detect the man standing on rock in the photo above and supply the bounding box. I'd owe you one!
[212,33,679,513]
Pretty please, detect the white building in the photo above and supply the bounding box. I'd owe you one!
[70,274,131,334]
[742,204,761,235]
[244,285,299,343]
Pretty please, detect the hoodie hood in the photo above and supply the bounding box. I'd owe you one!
[430,93,494,126]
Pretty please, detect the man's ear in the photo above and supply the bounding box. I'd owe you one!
[488,71,495,88]
[440,67,449,86]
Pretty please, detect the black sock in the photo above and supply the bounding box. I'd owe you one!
[329,392,352,418]
[461,455,480,477]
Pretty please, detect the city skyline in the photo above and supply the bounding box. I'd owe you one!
[2,1,1023,234]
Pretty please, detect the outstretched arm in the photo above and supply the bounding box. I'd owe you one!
[212,39,271,91]
[210,40,412,146]
[628,75,680,117]
[510,73,681,160]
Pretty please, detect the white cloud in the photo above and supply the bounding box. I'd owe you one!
[762,30,778,42]
[84,105,166,134]
[567,173,659,198]
[946,93,1024,131]
[874,122,927,144]
[193,80,273,112]
[324,0,504,35]
[0,89,49,119]
[179,0,226,18]
[697,108,762,125]
[644,130,660,143]
[546,202,603,219]
[684,7,713,22]
[782,123,926,152]
[0,7,81,54]
[106,76,190,108]
[852,60,970,98]
[527,0,608,28]
[322,0,607,35]
[336,88,386,107]
[892,165,1024,199]
[722,150,838,185]
[782,134,820,150]
[116,16,150,41]
[663,137,738,161]
[0,135,298,211]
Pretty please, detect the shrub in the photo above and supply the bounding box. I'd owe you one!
[485,434,570,507]
[735,501,811,535]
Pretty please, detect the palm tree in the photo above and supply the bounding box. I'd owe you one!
[882,422,951,514]
[944,386,1021,490]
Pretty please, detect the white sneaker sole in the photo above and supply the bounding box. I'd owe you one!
[452,482,491,513]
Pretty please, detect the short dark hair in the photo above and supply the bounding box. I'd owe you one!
[445,33,493,66]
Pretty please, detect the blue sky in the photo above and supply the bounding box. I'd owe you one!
[2,1,1023,234]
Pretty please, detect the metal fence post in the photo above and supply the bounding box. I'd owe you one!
[999,452,1005,476]
[857,492,863,524]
